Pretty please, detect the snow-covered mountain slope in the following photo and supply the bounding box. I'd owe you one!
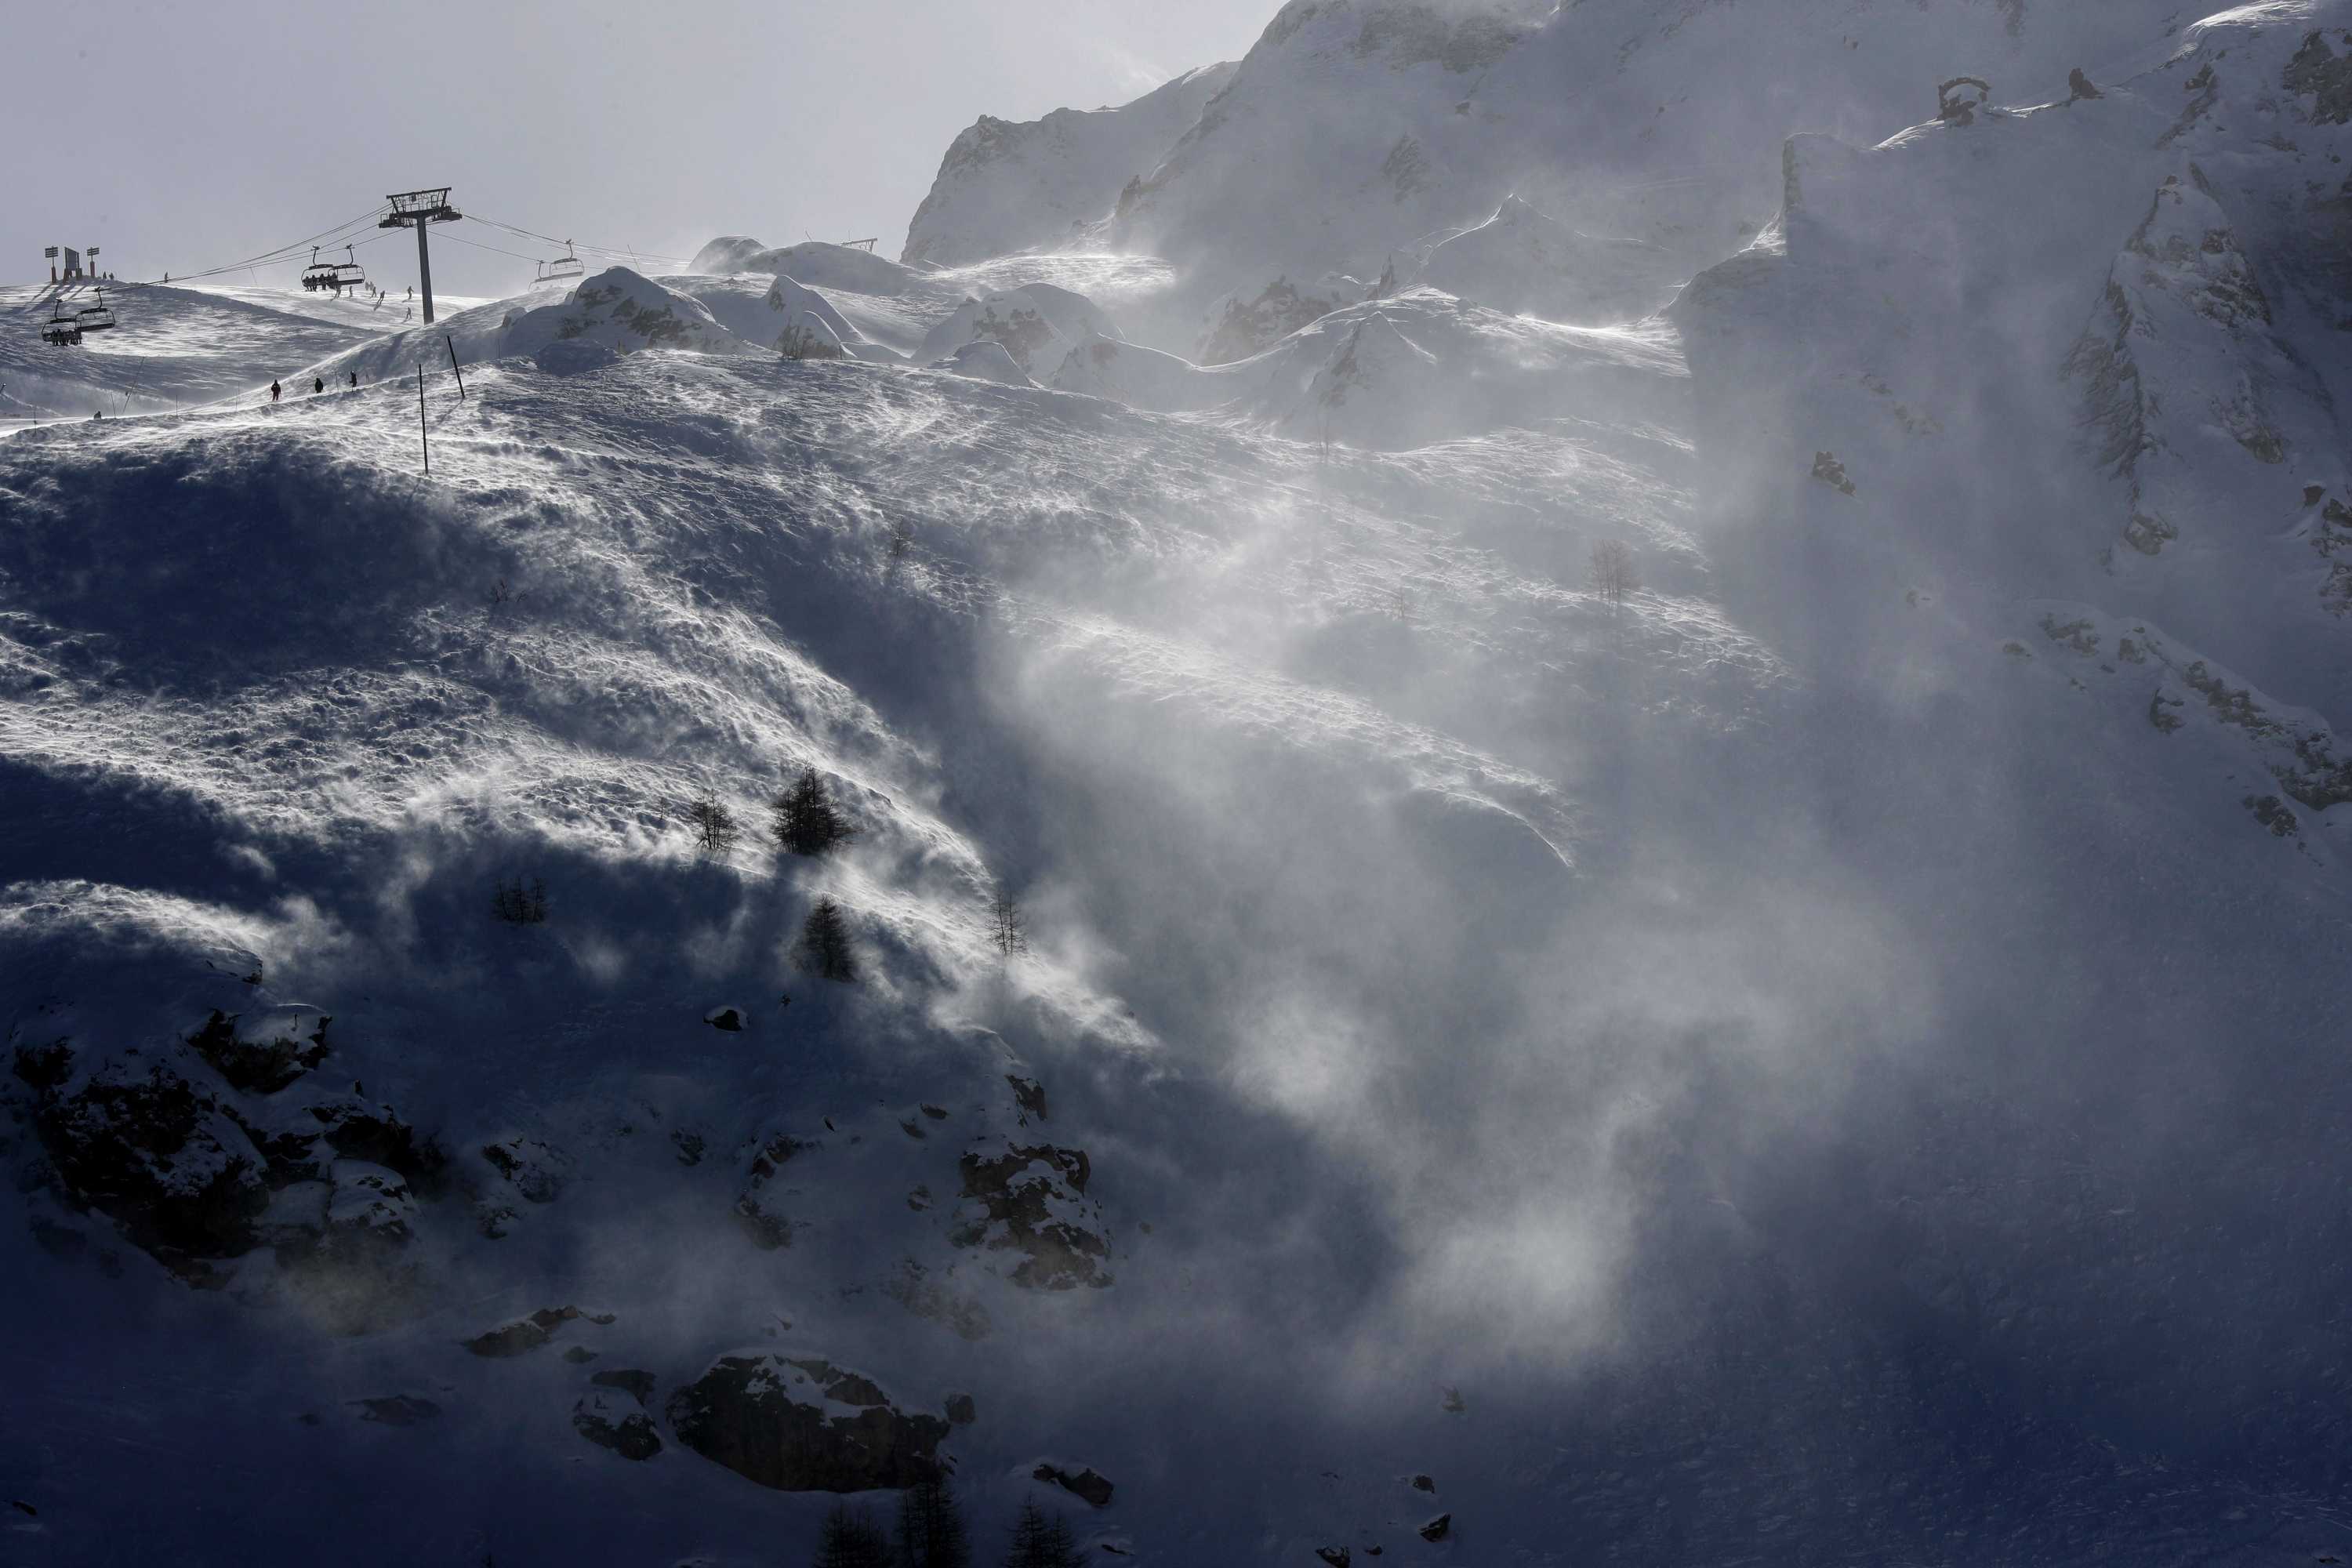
[9,1,2352,1563]
[0,281,390,417]
[902,63,1240,269]
[1089,0,2208,356]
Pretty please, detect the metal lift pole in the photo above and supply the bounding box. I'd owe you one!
[415,221,435,326]
[380,187,461,328]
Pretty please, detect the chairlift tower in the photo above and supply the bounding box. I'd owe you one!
[379,187,460,325]
[43,247,57,284]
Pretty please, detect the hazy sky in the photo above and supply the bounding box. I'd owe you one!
[6,0,1272,296]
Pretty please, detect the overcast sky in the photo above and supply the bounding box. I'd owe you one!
[6,0,1272,296]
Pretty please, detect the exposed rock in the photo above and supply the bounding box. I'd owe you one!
[465,1304,615,1357]
[2245,793,2300,837]
[952,1141,1112,1290]
[574,1391,663,1460]
[354,1395,441,1425]
[944,1392,977,1425]
[1810,451,1857,496]
[1409,1474,1436,1494]
[187,1006,329,1094]
[1316,1549,1352,1568]
[672,1129,706,1166]
[704,1007,746,1033]
[1440,1386,1467,1414]
[303,1098,445,1192]
[735,1133,811,1250]
[2285,30,2352,125]
[666,1355,951,1492]
[1419,1513,1453,1543]
[31,1054,269,1263]
[479,1136,564,1203]
[591,1368,657,1406]
[1005,1074,1047,1122]
[2067,68,2103,103]
[563,1345,600,1364]
[1200,278,1344,365]
[1033,1461,1115,1508]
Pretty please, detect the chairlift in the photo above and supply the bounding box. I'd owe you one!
[74,285,116,333]
[330,245,367,292]
[301,246,339,292]
[41,299,82,347]
[538,241,583,283]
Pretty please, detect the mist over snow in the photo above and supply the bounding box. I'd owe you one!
[7,1,2352,1563]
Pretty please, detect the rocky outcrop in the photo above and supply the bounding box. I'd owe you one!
[1033,1461,1115,1508]
[574,1390,662,1460]
[951,1141,1112,1289]
[1200,278,1344,365]
[734,1133,812,1250]
[187,1006,329,1093]
[465,1305,616,1358]
[28,1047,270,1264]
[666,1356,951,1492]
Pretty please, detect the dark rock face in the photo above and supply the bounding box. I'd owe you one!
[303,1099,445,1192]
[944,1392,977,1425]
[1004,1074,1047,1122]
[1419,1513,1452,1543]
[464,1305,615,1357]
[479,1137,563,1203]
[574,1392,663,1460]
[591,1368,657,1405]
[952,1142,1111,1290]
[1316,1549,1352,1568]
[667,1356,950,1493]
[1033,1462,1114,1508]
[734,1134,811,1249]
[188,1006,329,1094]
[32,1056,269,1260]
[705,1007,745,1032]
[1410,1474,1436,1494]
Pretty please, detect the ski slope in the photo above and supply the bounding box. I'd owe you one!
[6,1,2352,1563]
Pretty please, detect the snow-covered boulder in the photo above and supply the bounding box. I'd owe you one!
[928,339,1033,386]
[902,62,1239,267]
[187,1004,329,1094]
[949,1141,1110,1290]
[688,235,773,274]
[1419,195,1679,323]
[666,1356,953,1491]
[500,268,753,359]
[915,282,1121,379]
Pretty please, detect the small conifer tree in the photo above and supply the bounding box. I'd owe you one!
[797,896,859,983]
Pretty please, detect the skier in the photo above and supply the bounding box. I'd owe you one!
[270,380,281,403]
[348,372,358,388]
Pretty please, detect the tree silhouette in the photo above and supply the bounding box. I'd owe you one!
[989,890,1029,958]
[774,767,855,857]
[896,1475,972,1568]
[684,789,741,857]
[813,1502,890,1568]
[797,897,859,983]
[1589,539,1640,611]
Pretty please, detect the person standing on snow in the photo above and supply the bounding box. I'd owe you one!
[348,372,358,388]
[270,380,281,403]
[312,376,324,394]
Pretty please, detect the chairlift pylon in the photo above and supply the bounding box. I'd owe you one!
[538,241,584,283]
[74,285,116,333]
